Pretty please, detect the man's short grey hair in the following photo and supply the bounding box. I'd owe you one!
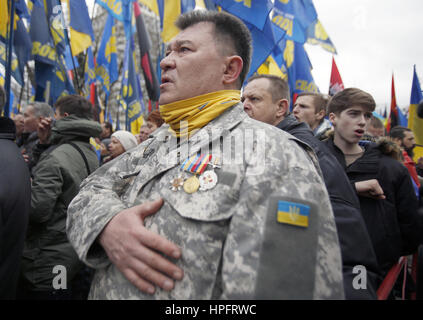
[28,102,54,118]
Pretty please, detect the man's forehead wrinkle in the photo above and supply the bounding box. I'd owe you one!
[166,39,194,52]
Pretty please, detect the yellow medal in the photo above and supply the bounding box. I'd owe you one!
[183,176,200,194]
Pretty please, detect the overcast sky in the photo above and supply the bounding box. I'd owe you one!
[308,0,423,114]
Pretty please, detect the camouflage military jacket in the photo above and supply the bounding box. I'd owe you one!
[67,103,344,300]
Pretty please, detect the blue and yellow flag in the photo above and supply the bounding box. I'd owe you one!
[272,0,317,44]
[29,0,74,103]
[156,0,196,42]
[14,18,32,77]
[15,0,31,20]
[257,53,288,80]
[215,0,274,31]
[96,0,127,21]
[96,14,118,96]
[0,41,24,85]
[122,38,145,135]
[30,0,66,66]
[97,0,135,38]
[34,60,75,104]
[66,0,94,56]
[84,46,95,95]
[408,66,423,161]
[90,137,102,163]
[278,39,319,101]
[277,200,310,228]
[246,16,286,81]
[0,0,26,86]
[306,19,337,54]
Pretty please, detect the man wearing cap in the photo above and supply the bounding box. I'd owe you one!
[67,10,344,299]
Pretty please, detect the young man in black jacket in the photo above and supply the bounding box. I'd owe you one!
[242,75,381,299]
[325,87,421,276]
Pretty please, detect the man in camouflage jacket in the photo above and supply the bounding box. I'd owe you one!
[67,10,344,300]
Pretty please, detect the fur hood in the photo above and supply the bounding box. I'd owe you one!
[324,131,402,161]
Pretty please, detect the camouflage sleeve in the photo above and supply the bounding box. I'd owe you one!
[219,136,345,299]
[66,151,137,268]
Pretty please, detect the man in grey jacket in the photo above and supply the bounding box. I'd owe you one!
[67,10,344,300]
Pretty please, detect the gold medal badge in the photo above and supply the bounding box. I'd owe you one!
[183,176,200,194]
[180,153,213,194]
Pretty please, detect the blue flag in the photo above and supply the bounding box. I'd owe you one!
[34,60,75,104]
[215,0,274,31]
[277,39,319,102]
[97,0,135,38]
[306,19,337,54]
[0,41,24,85]
[68,0,95,55]
[246,17,286,81]
[30,0,65,66]
[14,18,32,76]
[121,38,144,135]
[16,0,31,20]
[96,14,118,96]
[272,0,317,43]
[409,65,423,160]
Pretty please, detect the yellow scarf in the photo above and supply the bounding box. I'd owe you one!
[159,90,240,137]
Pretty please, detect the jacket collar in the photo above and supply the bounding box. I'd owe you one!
[155,102,247,157]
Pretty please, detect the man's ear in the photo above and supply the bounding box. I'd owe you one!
[277,99,289,118]
[63,112,70,117]
[223,55,243,85]
[329,112,337,125]
[315,109,326,122]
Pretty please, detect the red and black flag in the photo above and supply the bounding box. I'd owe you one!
[329,56,344,96]
[133,1,160,103]
[386,74,407,132]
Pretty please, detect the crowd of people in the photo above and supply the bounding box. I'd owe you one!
[0,10,422,300]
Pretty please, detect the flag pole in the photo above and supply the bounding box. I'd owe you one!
[81,1,97,83]
[57,0,81,95]
[41,0,76,99]
[4,0,16,117]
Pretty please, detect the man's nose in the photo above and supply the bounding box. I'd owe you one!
[160,53,176,71]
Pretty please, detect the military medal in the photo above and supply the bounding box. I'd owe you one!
[199,170,218,191]
[180,153,212,194]
[199,156,220,191]
[170,175,184,191]
[183,176,200,193]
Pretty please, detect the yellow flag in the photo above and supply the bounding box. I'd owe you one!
[139,0,159,16]
[0,0,8,39]
[162,0,181,43]
[258,55,287,80]
[130,114,144,135]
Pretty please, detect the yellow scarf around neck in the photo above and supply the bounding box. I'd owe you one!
[159,90,240,137]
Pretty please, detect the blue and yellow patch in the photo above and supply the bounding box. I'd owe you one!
[277,200,310,228]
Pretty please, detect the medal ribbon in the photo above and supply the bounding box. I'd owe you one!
[180,154,212,175]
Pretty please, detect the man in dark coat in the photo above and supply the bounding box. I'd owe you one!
[0,116,31,299]
[324,88,421,276]
[242,75,381,299]
[18,95,102,299]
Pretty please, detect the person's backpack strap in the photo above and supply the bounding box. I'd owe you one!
[67,142,91,176]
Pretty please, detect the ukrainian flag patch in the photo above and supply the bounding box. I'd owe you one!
[277,200,310,228]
